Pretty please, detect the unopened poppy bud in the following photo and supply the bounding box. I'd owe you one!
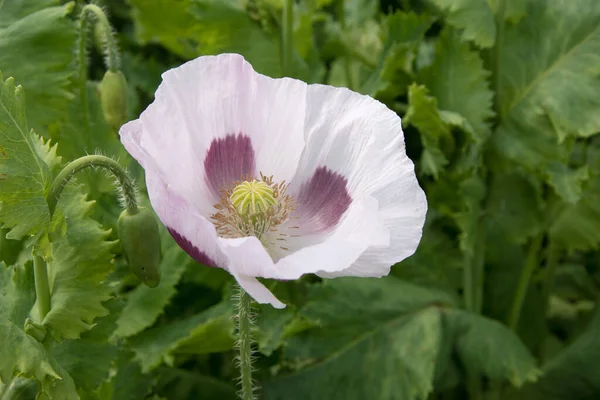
[118,207,161,287]
[99,69,128,130]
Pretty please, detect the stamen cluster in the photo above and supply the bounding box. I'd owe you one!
[211,174,296,245]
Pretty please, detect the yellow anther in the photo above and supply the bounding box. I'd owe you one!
[230,180,277,216]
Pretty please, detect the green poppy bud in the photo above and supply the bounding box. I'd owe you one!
[99,69,129,131]
[118,207,161,287]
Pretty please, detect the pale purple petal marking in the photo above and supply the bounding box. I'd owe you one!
[167,227,217,267]
[204,133,256,196]
[295,167,352,234]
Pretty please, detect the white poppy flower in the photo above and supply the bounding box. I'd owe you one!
[120,54,427,308]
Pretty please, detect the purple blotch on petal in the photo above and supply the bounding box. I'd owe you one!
[167,227,217,267]
[204,133,256,195]
[295,167,352,234]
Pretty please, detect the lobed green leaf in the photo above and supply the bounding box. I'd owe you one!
[0,75,51,240]
[0,263,78,399]
[42,185,116,341]
[129,300,234,373]
[428,0,496,48]
[419,28,494,142]
[0,4,77,133]
[493,0,600,171]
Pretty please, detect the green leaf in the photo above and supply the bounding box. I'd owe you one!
[155,368,237,400]
[393,211,462,292]
[129,0,281,77]
[405,84,466,178]
[446,309,540,387]
[50,82,124,162]
[256,304,295,356]
[263,277,455,400]
[483,230,548,351]
[554,263,598,302]
[454,174,486,257]
[493,0,600,170]
[0,4,77,133]
[489,0,527,23]
[190,0,281,77]
[550,174,600,251]
[428,0,496,48]
[129,300,234,373]
[362,11,434,99]
[42,185,116,341]
[52,300,122,392]
[0,263,78,399]
[0,0,58,27]
[545,162,590,204]
[0,74,51,240]
[0,377,37,400]
[486,172,544,243]
[114,228,190,338]
[515,306,600,400]
[419,28,494,141]
[108,353,155,400]
[129,0,202,59]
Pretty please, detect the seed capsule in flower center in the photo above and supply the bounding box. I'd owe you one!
[230,180,277,215]
[211,175,297,245]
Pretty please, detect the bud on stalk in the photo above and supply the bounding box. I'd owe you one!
[118,207,161,287]
[99,69,129,131]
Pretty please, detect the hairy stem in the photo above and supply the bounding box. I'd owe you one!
[236,285,255,400]
[282,0,294,76]
[80,4,120,72]
[47,155,137,217]
[77,6,92,134]
[507,234,543,330]
[77,4,120,136]
[33,254,51,321]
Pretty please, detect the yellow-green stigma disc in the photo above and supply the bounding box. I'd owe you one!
[230,180,277,215]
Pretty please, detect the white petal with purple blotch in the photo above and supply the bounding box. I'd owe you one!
[289,83,428,278]
[120,53,427,308]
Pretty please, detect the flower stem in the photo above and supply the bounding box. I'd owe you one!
[463,220,485,400]
[33,253,50,321]
[80,4,120,72]
[77,6,92,134]
[77,4,120,135]
[46,155,138,218]
[507,233,543,330]
[236,285,255,400]
[281,0,294,76]
[463,211,486,314]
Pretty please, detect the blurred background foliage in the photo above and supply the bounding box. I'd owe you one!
[1,0,600,399]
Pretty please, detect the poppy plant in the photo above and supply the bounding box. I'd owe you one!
[120,54,427,308]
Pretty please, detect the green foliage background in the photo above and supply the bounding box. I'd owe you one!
[1,0,600,399]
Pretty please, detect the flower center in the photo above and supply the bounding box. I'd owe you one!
[211,174,297,245]
[230,180,276,216]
